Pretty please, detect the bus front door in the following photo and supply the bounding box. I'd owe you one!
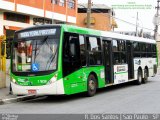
[103,40,113,84]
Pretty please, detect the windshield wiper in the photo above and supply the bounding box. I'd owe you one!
[45,38,54,54]
[33,41,37,62]
[33,36,49,62]
[45,47,58,70]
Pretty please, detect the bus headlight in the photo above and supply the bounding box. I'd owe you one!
[47,74,57,85]
[11,78,17,84]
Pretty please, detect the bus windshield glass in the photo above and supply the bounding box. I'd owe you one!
[12,28,60,74]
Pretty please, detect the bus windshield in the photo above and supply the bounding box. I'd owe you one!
[12,35,59,73]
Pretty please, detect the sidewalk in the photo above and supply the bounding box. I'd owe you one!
[0,59,14,99]
[0,87,12,99]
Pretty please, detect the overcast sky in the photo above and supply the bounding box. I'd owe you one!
[78,0,157,34]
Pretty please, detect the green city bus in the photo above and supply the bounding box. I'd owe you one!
[10,24,157,96]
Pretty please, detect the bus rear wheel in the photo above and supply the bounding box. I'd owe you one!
[87,74,97,97]
[142,69,148,84]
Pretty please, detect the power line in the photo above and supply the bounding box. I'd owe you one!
[78,3,154,31]
[91,4,154,31]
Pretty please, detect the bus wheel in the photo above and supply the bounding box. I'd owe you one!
[135,69,142,85]
[87,74,97,97]
[142,69,148,84]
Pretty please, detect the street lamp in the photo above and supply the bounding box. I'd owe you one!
[153,14,160,40]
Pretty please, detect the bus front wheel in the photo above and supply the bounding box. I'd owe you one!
[86,74,97,97]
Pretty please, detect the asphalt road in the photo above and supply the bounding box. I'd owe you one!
[0,75,160,114]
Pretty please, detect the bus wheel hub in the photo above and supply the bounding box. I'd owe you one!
[89,80,95,91]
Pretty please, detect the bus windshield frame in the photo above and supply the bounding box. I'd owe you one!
[11,26,61,76]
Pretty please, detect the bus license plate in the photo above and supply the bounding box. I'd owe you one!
[28,89,37,94]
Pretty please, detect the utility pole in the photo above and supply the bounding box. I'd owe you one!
[154,0,160,40]
[86,0,92,28]
[51,0,55,24]
[135,12,139,36]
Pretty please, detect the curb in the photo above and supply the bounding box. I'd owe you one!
[0,95,36,105]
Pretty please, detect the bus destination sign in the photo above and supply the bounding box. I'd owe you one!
[18,29,57,39]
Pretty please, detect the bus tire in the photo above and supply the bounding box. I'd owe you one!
[135,69,142,85]
[142,69,148,84]
[86,74,97,97]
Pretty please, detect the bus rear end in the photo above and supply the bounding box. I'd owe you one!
[10,25,64,95]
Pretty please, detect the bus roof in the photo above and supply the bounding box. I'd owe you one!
[16,24,156,44]
[61,24,156,44]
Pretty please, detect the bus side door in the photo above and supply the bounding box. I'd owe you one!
[102,39,113,84]
[62,32,86,94]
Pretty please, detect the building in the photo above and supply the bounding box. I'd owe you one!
[77,4,117,31]
[0,0,77,58]
[0,0,77,36]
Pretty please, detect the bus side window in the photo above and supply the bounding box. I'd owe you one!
[112,40,118,52]
[86,36,102,66]
[152,44,157,58]
[113,40,126,64]
[79,35,86,66]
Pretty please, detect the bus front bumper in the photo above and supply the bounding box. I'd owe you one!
[11,79,65,95]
